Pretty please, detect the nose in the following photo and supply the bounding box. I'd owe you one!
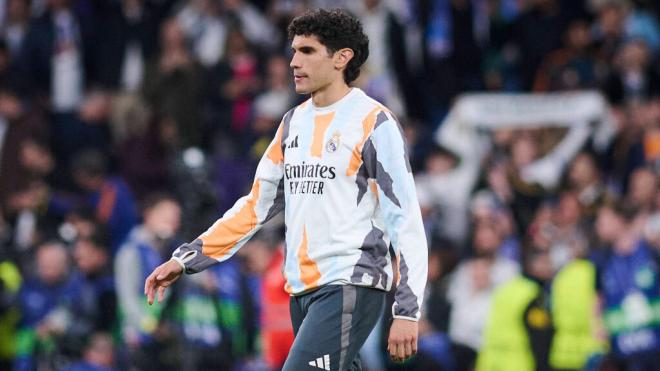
[290,52,300,69]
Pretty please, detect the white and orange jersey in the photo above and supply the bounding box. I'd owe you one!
[173,88,428,320]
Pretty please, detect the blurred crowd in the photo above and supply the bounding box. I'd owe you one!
[0,0,658,370]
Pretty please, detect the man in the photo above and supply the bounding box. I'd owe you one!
[145,8,428,370]
[116,193,181,369]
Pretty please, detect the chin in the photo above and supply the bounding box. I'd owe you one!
[294,85,311,94]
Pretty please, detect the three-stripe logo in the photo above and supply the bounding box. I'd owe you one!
[308,354,330,370]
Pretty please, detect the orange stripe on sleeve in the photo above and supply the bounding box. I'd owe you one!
[297,226,321,290]
[369,179,379,200]
[311,112,335,158]
[200,180,261,259]
[346,107,380,176]
[266,123,284,164]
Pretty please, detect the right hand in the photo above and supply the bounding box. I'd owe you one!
[144,259,183,305]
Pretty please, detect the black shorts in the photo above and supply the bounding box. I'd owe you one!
[283,284,386,371]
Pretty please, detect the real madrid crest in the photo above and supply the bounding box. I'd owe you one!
[326,131,341,153]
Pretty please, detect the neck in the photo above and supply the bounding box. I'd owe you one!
[311,80,351,107]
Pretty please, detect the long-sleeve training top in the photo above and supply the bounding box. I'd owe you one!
[172,88,428,320]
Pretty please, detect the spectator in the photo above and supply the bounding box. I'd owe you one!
[0,85,48,218]
[70,226,116,340]
[447,221,519,370]
[70,149,138,253]
[533,19,605,92]
[206,27,261,143]
[477,247,555,371]
[94,0,164,92]
[239,231,293,370]
[594,202,660,370]
[176,0,229,69]
[14,241,81,371]
[18,0,95,112]
[114,193,181,369]
[1,0,31,59]
[565,151,612,220]
[603,39,660,105]
[142,17,204,149]
[65,332,116,371]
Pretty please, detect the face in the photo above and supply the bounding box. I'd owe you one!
[569,153,597,187]
[596,207,623,243]
[74,240,107,275]
[161,19,185,49]
[144,200,181,240]
[474,222,502,256]
[511,135,538,169]
[529,252,554,282]
[628,168,657,206]
[37,244,69,285]
[556,193,581,226]
[290,35,342,94]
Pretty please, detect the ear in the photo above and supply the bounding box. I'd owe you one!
[334,48,355,70]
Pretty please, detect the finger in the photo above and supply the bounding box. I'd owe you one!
[146,268,162,305]
[404,339,413,359]
[412,338,418,356]
[157,285,166,303]
[144,270,156,296]
[396,342,405,361]
[146,277,156,305]
[387,341,397,360]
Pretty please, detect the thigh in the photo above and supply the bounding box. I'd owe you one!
[290,295,305,337]
[283,285,385,371]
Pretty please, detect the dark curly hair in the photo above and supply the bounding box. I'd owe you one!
[287,8,369,84]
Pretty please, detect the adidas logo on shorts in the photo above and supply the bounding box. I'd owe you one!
[308,354,330,370]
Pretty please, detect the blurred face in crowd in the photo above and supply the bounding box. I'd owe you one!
[37,243,69,285]
[161,19,186,50]
[555,192,581,227]
[425,151,456,175]
[599,5,625,37]
[596,207,625,243]
[290,35,349,95]
[628,168,657,207]
[474,222,502,257]
[226,29,250,56]
[511,135,538,169]
[568,153,598,189]
[7,0,30,22]
[617,40,650,72]
[74,239,108,275]
[144,199,181,241]
[20,140,54,176]
[267,55,291,89]
[85,333,114,367]
[565,20,590,50]
[527,250,554,282]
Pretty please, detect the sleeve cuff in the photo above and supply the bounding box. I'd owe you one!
[392,314,419,322]
[391,304,420,322]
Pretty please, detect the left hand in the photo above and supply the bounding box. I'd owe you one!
[387,318,418,363]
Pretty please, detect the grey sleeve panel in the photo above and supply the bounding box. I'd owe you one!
[393,253,420,319]
[264,177,285,222]
[280,108,295,153]
[375,111,411,173]
[360,137,401,207]
[172,239,219,274]
[114,246,146,333]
